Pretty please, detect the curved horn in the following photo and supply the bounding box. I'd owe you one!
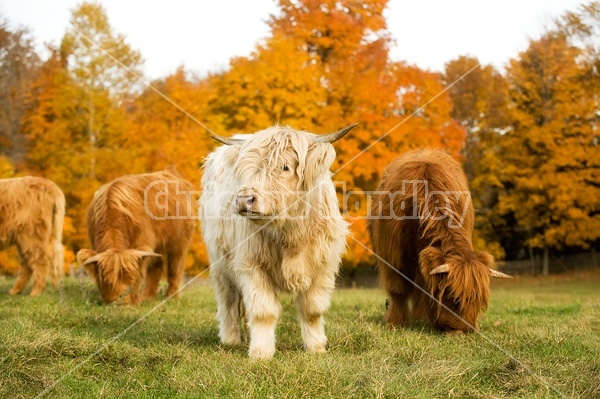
[82,254,103,266]
[430,264,450,275]
[489,269,512,278]
[209,132,245,146]
[313,123,358,143]
[128,249,162,258]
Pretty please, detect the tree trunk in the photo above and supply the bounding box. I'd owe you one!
[542,247,550,276]
[529,246,536,276]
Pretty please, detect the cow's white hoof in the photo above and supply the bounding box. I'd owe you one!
[307,345,327,353]
[305,340,327,353]
[221,336,242,345]
[249,346,275,359]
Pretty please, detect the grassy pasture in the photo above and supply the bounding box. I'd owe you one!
[0,270,598,398]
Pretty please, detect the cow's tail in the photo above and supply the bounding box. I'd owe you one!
[49,189,66,287]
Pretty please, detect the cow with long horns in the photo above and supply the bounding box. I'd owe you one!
[367,149,511,333]
[200,124,355,359]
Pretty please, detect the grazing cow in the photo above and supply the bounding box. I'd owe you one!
[77,170,195,305]
[0,176,65,296]
[200,124,355,359]
[367,149,511,333]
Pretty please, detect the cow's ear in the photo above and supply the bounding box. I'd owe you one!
[222,145,241,167]
[303,142,336,189]
[77,249,100,277]
[77,249,98,266]
[477,251,512,278]
[476,251,494,267]
[419,246,447,278]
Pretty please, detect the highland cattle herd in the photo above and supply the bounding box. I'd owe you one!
[0,124,510,358]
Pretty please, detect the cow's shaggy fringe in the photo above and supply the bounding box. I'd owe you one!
[78,170,195,305]
[201,126,349,359]
[0,176,65,296]
[368,149,496,333]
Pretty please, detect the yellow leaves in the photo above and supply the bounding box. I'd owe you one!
[63,248,76,275]
[0,247,19,275]
[62,216,76,239]
[210,1,465,267]
[496,28,600,251]
[0,156,15,178]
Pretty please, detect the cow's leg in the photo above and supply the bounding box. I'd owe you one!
[281,251,311,293]
[239,269,281,359]
[27,245,51,296]
[123,280,142,305]
[296,276,334,353]
[166,248,186,298]
[410,290,430,322]
[143,257,163,300]
[212,263,243,345]
[380,263,412,327]
[386,292,410,327]
[29,259,50,296]
[123,259,148,305]
[9,257,33,296]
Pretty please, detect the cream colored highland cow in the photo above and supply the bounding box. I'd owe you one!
[0,176,65,296]
[200,124,356,359]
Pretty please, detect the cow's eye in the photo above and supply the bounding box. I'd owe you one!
[283,165,290,171]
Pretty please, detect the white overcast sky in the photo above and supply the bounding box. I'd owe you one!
[1,0,587,79]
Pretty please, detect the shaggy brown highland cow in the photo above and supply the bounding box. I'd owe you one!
[368,149,510,333]
[77,170,195,305]
[0,176,65,296]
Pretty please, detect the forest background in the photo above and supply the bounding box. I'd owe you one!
[1,0,598,276]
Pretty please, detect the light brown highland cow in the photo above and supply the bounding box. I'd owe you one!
[77,170,195,305]
[0,176,65,296]
[368,150,510,333]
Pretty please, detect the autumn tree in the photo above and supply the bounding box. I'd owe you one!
[500,31,600,275]
[126,68,218,178]
[21,3,144,254]
[60,1,143,180]
[209,0,465,266]
[0,17,39,165]
[444,56,511,259]
[20,49,82,255]
[210,38,327,133]
[560,1,600,96]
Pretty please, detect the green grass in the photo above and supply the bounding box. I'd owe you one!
[0,271,599,399]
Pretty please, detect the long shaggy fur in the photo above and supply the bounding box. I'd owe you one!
[78,170,195,305]
[0,176,65,296]
[200,126,348,359]
[367,149,493,333]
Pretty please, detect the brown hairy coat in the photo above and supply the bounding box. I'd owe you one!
[368,149,510,333]
[0,176,64,296]
[77,170,195,305]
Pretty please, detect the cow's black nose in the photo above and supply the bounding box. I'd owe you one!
[237,195,255,212]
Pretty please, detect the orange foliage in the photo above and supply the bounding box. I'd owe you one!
[210,0,464,266]
[3,1,597,275]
